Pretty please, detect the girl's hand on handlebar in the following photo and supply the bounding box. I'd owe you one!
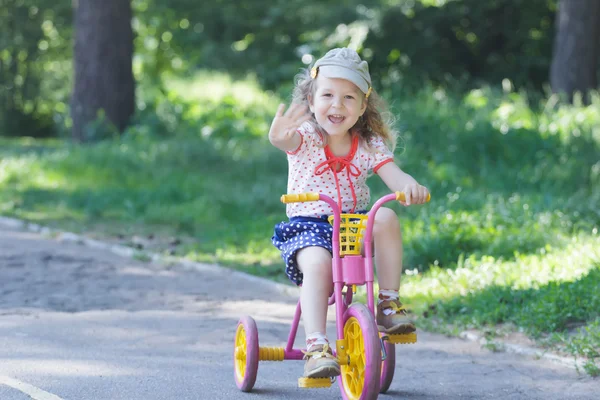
[400,184,429,206]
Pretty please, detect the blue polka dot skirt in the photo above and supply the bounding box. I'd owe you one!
[271,216,333,286]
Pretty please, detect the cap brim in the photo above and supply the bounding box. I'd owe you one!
[318,65,370,94]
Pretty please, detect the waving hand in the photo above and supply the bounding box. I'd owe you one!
[268,103,311,152]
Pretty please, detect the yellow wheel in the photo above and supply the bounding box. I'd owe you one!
[233,316,259,392]
[339,304,381,400]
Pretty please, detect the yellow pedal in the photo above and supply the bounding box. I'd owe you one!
[298,377,333,388]
[388,332,417,344]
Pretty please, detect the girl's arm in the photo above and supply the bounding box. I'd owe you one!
[268,103,310,152]
[377,162,429,206]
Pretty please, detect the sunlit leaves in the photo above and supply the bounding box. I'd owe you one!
[0,0,72,137]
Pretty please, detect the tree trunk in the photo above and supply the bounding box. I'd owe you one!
[550,0,600,101]
[71,0,135,142]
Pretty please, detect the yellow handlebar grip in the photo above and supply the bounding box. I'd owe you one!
[281,192,320,203]
[396,191,431,203]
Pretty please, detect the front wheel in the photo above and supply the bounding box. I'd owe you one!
[339,304,382,400]
[233,316,259,392]
[379,340,396,393]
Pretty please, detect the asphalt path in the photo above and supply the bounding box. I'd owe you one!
[0,225,598,399]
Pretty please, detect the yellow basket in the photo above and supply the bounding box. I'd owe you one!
[328,214,368,256]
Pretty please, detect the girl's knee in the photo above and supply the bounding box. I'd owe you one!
[297,247,332,278]
[374,207,400,233]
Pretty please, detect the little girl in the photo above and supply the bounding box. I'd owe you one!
[269,48,429,379]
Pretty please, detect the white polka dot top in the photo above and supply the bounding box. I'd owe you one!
[285,123,394,218]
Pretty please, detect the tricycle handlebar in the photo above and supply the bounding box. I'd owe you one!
[280,193,320,203]
[395,191,431,203]
[280,191,431,206]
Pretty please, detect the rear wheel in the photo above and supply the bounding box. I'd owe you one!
[233,316,259,392]
[338,304,381,400]
[379,340,396,393]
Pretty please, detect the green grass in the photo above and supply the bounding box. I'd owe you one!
[404,235,599,331]
[1,72,599,374]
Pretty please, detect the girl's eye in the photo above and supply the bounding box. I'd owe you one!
[323,93,332,97]
[345,95,355,100]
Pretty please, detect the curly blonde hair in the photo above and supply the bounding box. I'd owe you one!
[292,68,398,151]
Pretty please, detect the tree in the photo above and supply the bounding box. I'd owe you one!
[550,0,600,101]
[71,0,135,142]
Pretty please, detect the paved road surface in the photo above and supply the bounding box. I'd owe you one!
[0,225,598,399]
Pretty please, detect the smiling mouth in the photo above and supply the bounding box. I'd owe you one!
[328,115,345,124]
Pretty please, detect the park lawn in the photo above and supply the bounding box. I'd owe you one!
[0,74,598,375]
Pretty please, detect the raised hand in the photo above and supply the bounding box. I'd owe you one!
[268,103,311,151]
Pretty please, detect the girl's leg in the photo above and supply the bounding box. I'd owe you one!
[373,207,415,334]
[296,246,339,378]
[296,246,333,336]
[373,206,403,289]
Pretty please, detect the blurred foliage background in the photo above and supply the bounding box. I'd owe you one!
[1,0,599,375]
[1,0,563,139]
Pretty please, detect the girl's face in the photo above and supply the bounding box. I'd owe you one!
[309,76,367,138]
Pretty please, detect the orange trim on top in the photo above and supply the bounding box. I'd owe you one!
[373,158,394,174]
[286,132,304,155]
[316,135,361,213]
[323,135,359,171]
